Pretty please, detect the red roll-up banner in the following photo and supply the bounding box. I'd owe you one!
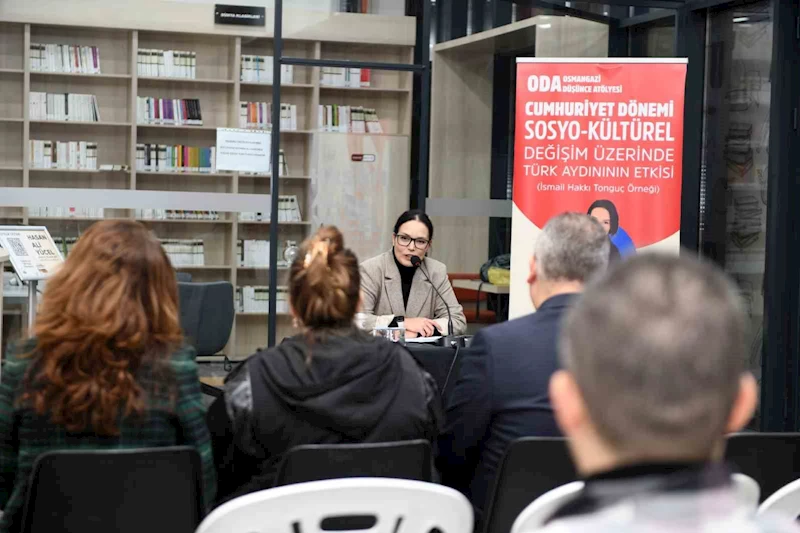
[510,58,687,318]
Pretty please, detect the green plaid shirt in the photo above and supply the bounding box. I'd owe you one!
[0,341,216,533]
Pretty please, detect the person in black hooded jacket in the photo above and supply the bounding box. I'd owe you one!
[208,226,442,504]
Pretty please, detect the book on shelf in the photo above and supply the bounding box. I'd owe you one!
[318,105,381,133]
[237,239,270,267]
[239,55,293,84]
[239,149,288,177]
[238,195,301,223]
[29,206,104,218]
[236,286,289,313]
[161,239,205,266]
[137,49,196,79]
[135,209,220,221]
[30,140,98,170]
[279,195,302,223]
[30,43,101,74]
[30,92,101,122]
[136,144,216,173]
[137,97,203,125]
[320,66,371,88]
[238,101,297,131]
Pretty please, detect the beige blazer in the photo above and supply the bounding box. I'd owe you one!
[360,250,467,335]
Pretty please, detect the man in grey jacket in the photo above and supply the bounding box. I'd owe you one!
[536,254,799,533]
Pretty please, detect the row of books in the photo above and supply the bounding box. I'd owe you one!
[137,49,196,79]
[134,209,221,221]
[237,195,302,223]
[236,286,290,314]
[28,207,105,218]
[137,97,203,125]
[135,144,216,173]
[240,55,294,84]
[320,67,371,88]
[162,239,205,267]
[30,92,101,122]
[240,150,289,177]
[235,240,292,268]
[238,240,270,267]
[239,102,297,131]
[318,105,382,134]
[30,140,99,170]
[30,43,101,74]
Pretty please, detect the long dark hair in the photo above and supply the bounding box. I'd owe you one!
[587,199,619,235]
[393,210,434,240]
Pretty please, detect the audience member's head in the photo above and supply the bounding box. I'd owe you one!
[529,213,609,309]
[22,220,183,436]
[290,225,360,331]
[551,254,757,475]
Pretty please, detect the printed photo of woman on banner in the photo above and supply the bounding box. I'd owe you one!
[587,199,635,257]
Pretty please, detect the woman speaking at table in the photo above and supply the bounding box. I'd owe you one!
[360,210,466,337]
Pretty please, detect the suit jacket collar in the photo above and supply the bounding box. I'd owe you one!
[382,250,428,317]
[536,292,578,313]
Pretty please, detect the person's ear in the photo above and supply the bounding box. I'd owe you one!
[726,373,758,433]
[527,256,537,285]
[549,370,589,437]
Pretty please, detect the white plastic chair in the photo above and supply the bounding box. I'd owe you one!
[732,473,760,509]
[510,481,584,533]
[758,477,800,517]
[196,478,474,533]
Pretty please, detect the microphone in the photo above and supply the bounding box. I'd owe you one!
[410,255,454,341]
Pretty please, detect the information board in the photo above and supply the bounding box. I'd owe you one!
[216,128,270,173]
[0,226,64,281]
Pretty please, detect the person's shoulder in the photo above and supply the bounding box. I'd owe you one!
[4,338,37,375]
[422,256,448,276]
[360,251,390,273]
[167,344,198,372]
[476,313,537,341]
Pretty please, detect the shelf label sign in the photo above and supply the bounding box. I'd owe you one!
[216,128,271,173]
[214,4,266,26]
[510,58,688,318]
[0,226,64,281]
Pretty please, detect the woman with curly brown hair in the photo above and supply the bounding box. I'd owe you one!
[0,220,215,533]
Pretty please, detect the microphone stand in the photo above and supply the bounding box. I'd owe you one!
[411,256,456,348]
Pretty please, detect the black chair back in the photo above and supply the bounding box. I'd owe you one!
[176,271,193,283]
[726,432,800,502]
[178,281,234,356]
[482,437,577,533]
[274,440,433,487]
[21,447,204,533]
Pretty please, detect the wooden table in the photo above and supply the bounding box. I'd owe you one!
[451,279,510,294]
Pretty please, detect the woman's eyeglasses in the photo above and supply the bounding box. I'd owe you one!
[396,233,429,249]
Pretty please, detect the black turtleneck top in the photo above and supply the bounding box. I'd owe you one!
[394,252,416,309]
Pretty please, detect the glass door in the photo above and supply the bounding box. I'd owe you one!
[700,1,772,426]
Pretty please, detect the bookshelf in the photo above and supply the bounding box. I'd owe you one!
[0,8,414,360]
